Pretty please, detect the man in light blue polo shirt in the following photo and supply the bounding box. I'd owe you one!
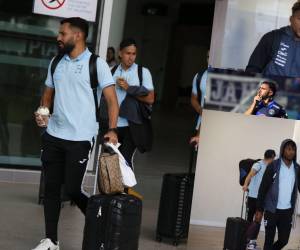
[112,38,154,170]
[33,17,119,250]
[189,50,209,145]
[243,150,276,222]
[191,70,207,129]
[242,150,276,250]
[256,139,300,250]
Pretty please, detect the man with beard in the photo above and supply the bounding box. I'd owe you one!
[256,139,300,250]
[244,80,288,118]
[33,17,119,250]
[246,2,300,77]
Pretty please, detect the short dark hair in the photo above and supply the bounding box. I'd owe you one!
[119,38,137,50]
[292,1,300,15]
[61,17,89,39]
[262,80,277,97]
[264,149,276,159]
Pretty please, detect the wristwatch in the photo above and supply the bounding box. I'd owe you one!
[107,128,118,134]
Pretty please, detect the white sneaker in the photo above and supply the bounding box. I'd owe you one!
[247,240,257,250]
[32,238,59,250]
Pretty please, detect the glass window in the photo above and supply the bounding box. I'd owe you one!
[0,0,100,169]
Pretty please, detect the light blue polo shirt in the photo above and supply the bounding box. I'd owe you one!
[112,63,154,127]
[192,70,207,129]
[248,160,267,198]
[45,48,114,141]
[277,160,295,209]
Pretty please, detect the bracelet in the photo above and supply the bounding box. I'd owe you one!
[107,128,118,134]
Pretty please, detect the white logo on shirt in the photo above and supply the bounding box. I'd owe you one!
[79,158,87,164]
[275,42,289,67]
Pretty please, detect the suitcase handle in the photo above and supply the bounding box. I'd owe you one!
[241,191,248,219]
[188,142,197,175]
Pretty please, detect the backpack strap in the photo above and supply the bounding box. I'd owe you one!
[89,53,100,122]
[196,70,204,104]
[138,65,143,86]
[111,64,143,85]
[111,64,118,75]
[50,54,64,85]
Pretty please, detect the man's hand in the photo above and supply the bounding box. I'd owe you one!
[104,130,118,145]
[245,94,261,115]
[254,210,263,223]
[189,135,199,145]
[117,78,129,91]
[253,94,262,104]
[34,112,49,127]
[242,184,249,192]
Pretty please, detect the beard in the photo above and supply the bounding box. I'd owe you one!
[57,41,75,55]
[260,92,272,101]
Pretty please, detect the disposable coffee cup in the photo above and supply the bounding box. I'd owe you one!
[36,107,50,127]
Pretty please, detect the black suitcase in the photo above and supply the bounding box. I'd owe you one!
[223,192,250,250]
[82,193,142,250]
[156,145,196,246]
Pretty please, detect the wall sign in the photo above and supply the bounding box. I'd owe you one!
[33,0,98,22]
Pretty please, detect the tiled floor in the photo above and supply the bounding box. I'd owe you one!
[1,181,299,250]
[0,182,189,250]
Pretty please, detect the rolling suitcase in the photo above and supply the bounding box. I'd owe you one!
[82,194,142,250]
[82,137,143,250]
[223,192,250,250]
[156,144,197,246]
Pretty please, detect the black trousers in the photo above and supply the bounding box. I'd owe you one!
[246,197,257,223]
[246,197,261,241]
[117,126,136,169]
[263,209,293,250]
[41,132,91,243]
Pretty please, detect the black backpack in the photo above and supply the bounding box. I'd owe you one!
[50,53,101,122]
[239,158,260,186]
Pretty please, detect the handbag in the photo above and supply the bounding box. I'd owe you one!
[98,147,124,194]
[105,142,137,187]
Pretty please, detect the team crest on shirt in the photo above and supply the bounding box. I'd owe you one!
[268,109,275,116]
[75,65,83,74]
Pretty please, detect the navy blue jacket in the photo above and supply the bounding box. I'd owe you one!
[257,139,300,213]
[246,26,300,77]
[119,86,153,153]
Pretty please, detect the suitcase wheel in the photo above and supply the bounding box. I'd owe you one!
[173,240,179,246]
[156,234,162,242]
